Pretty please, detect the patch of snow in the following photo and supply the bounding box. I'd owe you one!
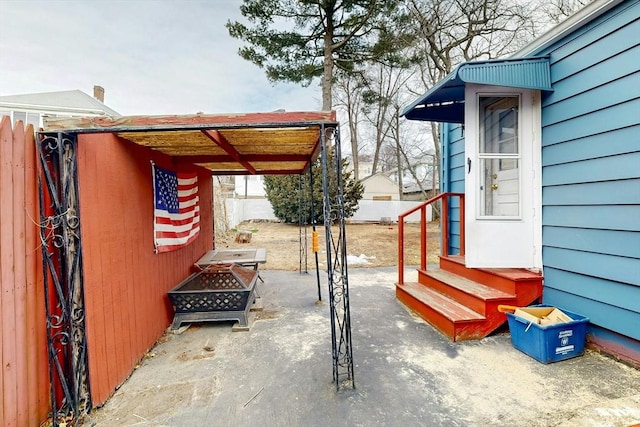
[346,253,376,265]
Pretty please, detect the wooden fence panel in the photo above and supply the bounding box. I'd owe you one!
[77,133,214,405]
[0,116,50,427]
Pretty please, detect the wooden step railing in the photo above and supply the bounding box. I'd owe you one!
[398,192,465,284]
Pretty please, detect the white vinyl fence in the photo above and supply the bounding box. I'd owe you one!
[225,198,431,228]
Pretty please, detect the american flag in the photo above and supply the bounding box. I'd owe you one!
[152,165,200,253]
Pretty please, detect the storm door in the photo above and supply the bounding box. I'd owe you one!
[464,85,542,268]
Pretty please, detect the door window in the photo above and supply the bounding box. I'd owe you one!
[478,96,520,217]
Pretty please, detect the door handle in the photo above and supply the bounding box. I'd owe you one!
[467,158,472,174]
[491,184,499,190]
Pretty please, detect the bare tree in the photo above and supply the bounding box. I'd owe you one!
[332,0,588,192]
[402,0,590,187]
[359,62,416,175]
[403,0,534,192]
[408,0,533,79]
[334,72,366,180]
[389,101,437,201]
[539,0,592,24]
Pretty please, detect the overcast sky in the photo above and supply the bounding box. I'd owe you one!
[0,0,322,116]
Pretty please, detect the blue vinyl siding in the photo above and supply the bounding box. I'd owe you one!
[549,18,639,82]
[542,125,640,165]
[543,48,639,106]
[537,0,640,340]
[543,246,640,285]
[543,152,640,185]
[543,227,640,259]
[542,98,640,146]
[544,286,640,340]
[542,72,640,126]
[543,179,640,205]
[543,268,640,314]
[441,123,465,255]
[543,205,639,231]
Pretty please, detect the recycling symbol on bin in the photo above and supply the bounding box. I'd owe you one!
[561,336,569,346]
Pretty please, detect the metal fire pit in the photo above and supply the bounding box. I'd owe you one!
[168,263,258,330]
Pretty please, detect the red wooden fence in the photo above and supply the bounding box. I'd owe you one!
[0,116,50,426]
[77,133,214,405]
[1,120,215,424]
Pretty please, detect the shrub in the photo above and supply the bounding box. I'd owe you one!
[264,149,363,224]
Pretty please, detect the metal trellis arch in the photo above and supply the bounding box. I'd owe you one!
[37,131,91,426]
[319,125,355,389]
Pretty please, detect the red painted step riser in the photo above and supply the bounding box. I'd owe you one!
[439,258,518,293]
[397,254,543,341]
[513,285,544,307]
[417,273,514,315]
[418,271,542,312]
[396,287,510,342]
[455,314,507,341]
[396,288,456,338]
[438,257,543,300]
[438,256,543,283]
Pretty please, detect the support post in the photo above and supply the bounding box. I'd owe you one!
[37,132,91,426]
[421,207,427,270]
[459,194,465,256]
[442,196,449,257]
[310,166,322,301]
[299,174,308,274]
[398,219,404,284]
[319,125,354,389]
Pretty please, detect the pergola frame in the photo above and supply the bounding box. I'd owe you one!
[37,111,355,425]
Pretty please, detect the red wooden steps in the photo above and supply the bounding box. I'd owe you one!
[396,256,543,342]
[418,269,514,315]
[396,282,484,341]
[440,255,542,298]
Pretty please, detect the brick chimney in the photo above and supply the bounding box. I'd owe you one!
[93,85,105,102]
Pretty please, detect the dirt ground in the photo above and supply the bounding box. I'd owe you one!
[215,221,440,271]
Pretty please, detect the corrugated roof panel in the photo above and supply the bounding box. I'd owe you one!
[402,56,553,123]
[458,58,552,90]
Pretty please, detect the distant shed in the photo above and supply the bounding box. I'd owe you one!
[360,173,400,200]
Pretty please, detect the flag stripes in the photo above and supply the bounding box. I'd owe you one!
[152,164,200,253]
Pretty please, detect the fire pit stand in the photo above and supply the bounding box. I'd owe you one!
[168,263,258,330]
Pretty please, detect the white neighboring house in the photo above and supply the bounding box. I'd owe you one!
[357,161,373,179]
[360,173,400,200]
[0,86,120,127]
[386,158,439,201]
[232,159,377,200]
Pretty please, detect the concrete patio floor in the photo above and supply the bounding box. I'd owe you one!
[84,267,640,427]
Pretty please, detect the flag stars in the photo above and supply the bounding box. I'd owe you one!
[155,168,179,213]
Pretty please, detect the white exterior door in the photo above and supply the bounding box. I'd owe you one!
[464,85,542,269]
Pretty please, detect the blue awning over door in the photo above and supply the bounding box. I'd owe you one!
[402,56,553,123]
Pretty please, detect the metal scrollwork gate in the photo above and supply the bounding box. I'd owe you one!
[37,132,91,426]
[319,125,355,389]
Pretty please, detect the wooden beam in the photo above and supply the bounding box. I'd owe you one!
[202,129,257,174]
[210,168,305,176]
[260,169,306,175]
[173,153,310,164]
[43,111,338,132]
